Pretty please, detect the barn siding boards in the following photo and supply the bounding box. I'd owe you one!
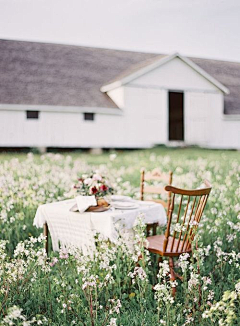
[0,39,240,149]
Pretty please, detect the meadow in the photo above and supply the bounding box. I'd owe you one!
[0,147,239,326]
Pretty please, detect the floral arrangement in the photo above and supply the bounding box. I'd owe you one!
[73,171,114,199]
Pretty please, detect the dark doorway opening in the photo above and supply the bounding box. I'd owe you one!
[168,91,184,141]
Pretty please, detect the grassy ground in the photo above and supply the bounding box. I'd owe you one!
[0,147,239,325]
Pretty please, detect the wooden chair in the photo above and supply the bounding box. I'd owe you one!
[145,180,212,295]
[140,168,173,236]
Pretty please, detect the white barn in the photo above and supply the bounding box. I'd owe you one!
[0,39,240,150]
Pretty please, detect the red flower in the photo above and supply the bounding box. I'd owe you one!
[91,186,98,194]
[100,184,108,192]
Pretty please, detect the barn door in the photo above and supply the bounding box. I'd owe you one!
[168,91,184,141]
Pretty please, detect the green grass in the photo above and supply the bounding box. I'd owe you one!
[0,148,239,325]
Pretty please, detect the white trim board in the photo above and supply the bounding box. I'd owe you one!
[125,83,221,94]
[0,104,123,115]
[222,114,240,121]
[101,53,229,95]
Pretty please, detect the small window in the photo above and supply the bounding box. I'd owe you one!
[26,111,39,119]
[84,113,95,121]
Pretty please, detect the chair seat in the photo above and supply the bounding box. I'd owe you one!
[146,234,192,257]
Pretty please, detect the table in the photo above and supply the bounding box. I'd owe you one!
[33,198,167,254]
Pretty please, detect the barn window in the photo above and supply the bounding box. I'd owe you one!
[26,111,39,119]
[84,113,95,121]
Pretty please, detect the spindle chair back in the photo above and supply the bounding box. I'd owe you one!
[140,168,173,236]
[147,180,212,257]
[140,168,173,213]
[145,180,212,295]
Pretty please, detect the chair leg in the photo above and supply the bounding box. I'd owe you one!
[43,223,49,256]
[146,223,158,237]
[169,257,177,297]
[137,254,143,266]
[174,271,183,282]
[158,256,163,265]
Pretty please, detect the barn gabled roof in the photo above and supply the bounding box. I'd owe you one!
[0,39,240,114]
[101,53,229,94]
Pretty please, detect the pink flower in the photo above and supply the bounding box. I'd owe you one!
[59,253,69,259]
[84,178,92,185]
[49,257,58,267]
[93,174,102,181]
[100,184,108,192]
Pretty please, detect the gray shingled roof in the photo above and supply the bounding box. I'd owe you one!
[0,39,239,114]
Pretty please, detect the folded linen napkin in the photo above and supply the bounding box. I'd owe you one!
[69,195,97,213]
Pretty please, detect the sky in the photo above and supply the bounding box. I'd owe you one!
[0,0,240,62]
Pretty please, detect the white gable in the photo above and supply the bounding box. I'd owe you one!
[101,53,229,94]
[128,56,221,93]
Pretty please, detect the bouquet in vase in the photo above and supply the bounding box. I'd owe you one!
[73,172,114,206]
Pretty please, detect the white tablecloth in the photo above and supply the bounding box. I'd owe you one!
[33,199,167,253]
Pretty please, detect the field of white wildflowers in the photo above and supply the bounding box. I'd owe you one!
[0,148,239,326]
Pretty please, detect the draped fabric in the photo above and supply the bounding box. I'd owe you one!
[34,199,167,253]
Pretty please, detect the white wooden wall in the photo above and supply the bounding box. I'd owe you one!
[0,57,240,149]
[219,118,240,149]
[184,92,223,146]
[109,57,240,149]
[0,110,128,148]
[0,103,239,149]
